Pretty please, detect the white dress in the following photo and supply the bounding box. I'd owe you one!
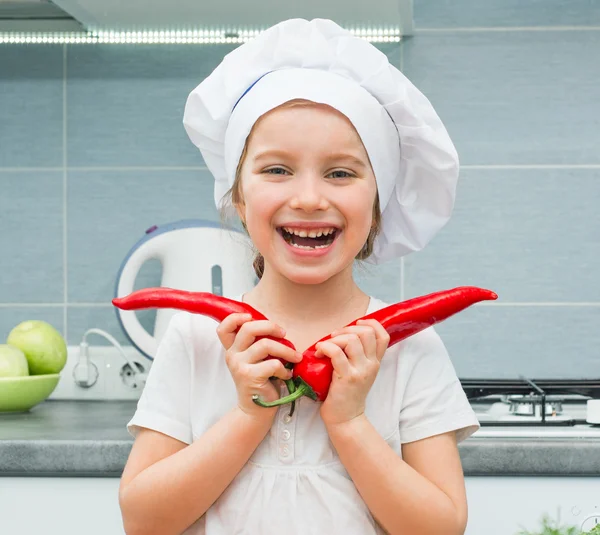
[127,295,480,534]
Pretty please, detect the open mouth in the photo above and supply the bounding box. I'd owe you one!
[277,226,339,250]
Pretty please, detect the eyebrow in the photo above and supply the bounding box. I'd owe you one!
[253,149,368,169]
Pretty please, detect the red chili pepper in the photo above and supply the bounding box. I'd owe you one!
[112,288,297,359]
[251,286,498,410]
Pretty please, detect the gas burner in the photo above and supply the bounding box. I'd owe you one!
[479,397,578,426]
[464,378,599,427]
[503,394,564,417]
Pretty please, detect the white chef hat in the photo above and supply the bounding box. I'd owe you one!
[183,18,459,264]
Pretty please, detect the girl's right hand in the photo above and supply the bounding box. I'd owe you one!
[216,313,302,421]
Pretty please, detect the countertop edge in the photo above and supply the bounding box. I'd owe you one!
[1,438,600,477]
[0,440,133,477]
[460,438,600,476]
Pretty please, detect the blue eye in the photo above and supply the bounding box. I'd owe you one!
[328,170,353,179]
[263,167,289,175]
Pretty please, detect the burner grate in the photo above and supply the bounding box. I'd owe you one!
[461,377,600,426]
[461,378,600,400]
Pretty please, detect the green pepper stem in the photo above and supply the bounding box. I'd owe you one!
[252,383,311,408]
[284,378,297,417]
[283,362,297,417]
[284,378,296,394]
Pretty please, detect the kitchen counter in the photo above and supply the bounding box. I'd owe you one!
[1,400,599,477]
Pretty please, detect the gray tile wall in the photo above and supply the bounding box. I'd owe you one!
[1,3,599,378]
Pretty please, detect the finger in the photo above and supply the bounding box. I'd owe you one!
[325,333,368,366]
[315,340,351,377]
[230,320,287,353]
[331,326,377,362]
[357,319,390,361]
[243,338,302,365]
[252,359,294,382]
[216,313,253,350]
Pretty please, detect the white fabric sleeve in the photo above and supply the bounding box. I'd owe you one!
[126,312,193,444]
[398,327,480,444]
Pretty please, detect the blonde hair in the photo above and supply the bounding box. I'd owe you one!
[220,99,382,279]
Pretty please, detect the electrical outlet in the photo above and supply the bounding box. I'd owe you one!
[49,345,153,401]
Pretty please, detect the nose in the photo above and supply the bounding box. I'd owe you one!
[289,175,330,212]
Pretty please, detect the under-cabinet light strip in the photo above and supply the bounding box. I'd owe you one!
[0,28,402,45]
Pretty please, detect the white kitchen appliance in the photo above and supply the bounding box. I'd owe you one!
[114,219,257,360]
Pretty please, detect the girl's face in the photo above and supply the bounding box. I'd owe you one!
[236,103,378,285]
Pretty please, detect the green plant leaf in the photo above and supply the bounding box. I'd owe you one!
[515,513,582,535]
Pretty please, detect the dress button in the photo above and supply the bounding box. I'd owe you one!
[281,446,290,457]
[282,430,291,440]
[283,414,292,424]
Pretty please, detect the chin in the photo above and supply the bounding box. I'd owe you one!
[275,262,348,285]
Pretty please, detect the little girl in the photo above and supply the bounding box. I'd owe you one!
[119,19,480,535]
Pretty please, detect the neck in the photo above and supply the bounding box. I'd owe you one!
[243,262,369,324]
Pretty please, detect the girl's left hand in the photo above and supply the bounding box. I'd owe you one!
[316,319,390,427]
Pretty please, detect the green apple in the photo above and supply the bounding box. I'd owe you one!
[0,344,29,377]
[7,320,67,375]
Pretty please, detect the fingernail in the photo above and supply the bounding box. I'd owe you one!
[296,351,303,360]
[279,328,286,336]
[330,330,340,337]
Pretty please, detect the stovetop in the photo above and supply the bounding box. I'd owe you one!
[461,378,600,400]
[460,378,600,438]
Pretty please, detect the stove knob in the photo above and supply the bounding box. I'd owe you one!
[586,399,600,424]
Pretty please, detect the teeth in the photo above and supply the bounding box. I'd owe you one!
[283,226,336,237]
[280,226,338,251]
[290,242,330,250]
